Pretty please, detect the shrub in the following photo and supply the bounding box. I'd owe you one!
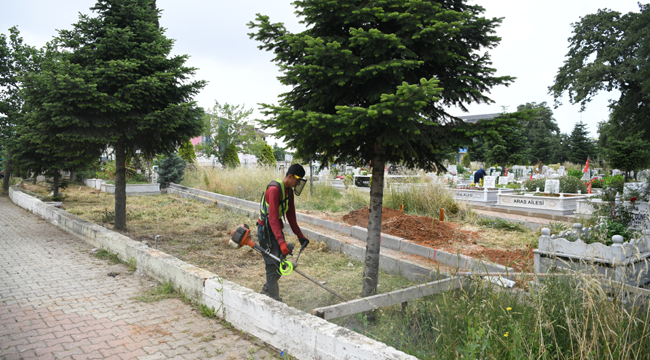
[567,169,583,178]
[257,143,276,166]
[523,176,587,193]
[157,153,186,189]
[177,140,197,163]
[461,152,471,168]
[223,143,240,168]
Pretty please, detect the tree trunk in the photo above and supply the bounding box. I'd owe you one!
[114,140,127,231]
[309,159,313,196]
[52,174,60,197]
[2,149,11,192]
[70,171,76,184]
[362,145,386,298]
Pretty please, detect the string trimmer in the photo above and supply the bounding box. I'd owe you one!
[230,224,347,301]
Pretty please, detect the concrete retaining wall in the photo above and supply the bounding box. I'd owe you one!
[9,186,418,360]
[168,184,513,273]
[101,183,161,195]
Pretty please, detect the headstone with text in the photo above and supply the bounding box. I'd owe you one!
[498,176,509,185]
[508,173,515,181]
[448,165,458,174]
[544,179,560,194]
[483,176,496,188]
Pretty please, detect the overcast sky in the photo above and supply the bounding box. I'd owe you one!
[1,0,643,145]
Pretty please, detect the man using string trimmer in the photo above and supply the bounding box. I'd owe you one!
[257,164,309,302]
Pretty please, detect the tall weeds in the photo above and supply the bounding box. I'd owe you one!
[182,166,470,219]
[366,274,650,359]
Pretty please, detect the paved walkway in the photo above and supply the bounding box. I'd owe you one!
[0,196,273,360]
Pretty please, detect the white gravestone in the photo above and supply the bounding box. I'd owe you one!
[544,179,560,194]
[447,165,458,174]
[483,176,496,188]
[498,176,509,185]
[508,173,515,181]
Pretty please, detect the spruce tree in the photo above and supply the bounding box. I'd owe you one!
[568,121,595,164]
[20,0,205,230]
[157,153,185,188]
[249,0,515,297]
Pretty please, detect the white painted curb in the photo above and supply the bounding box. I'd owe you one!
[8,186,418,360]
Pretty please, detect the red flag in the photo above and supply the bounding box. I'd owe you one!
[530,173,533,180]
[583,157,590,173]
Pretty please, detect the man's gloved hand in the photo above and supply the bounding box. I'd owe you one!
[299,238,310,248]
[280,241,293,255]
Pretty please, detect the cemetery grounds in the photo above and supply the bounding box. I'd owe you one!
[15,172,650,359]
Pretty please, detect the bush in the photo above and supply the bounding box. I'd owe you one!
[157,153,186,188]
[257,143,276,166]
[601,175,625,195]
[223,143,240,168]
[567,169,583,178]
[177,140,197,163]
[523,176,587,193]
[461,152,471,168]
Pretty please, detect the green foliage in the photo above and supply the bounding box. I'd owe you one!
[484,111,530,168]
[523,176,587,194]
[222,142,240,168]
[178,140,197,164]
[518,102,561,164]
[94,248,121,265]
[567,169,583,179]
[272,144,287,163]
[370,276,650,359]
[257,142,276,166]
[199,304,217,318]
[134,281,178,303]
[567,121,596,164]
[550,4,650,143]
[461,153,471,168]
[476,217,526,232]
[157,153,186,188]
[249,0,514,172]
[197,101,258,166]
[604,132,650,180]
[20,0,205,229]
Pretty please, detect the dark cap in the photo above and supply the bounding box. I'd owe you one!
[286,164,306,178]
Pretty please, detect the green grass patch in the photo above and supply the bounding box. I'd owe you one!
[476,217,527,232]
[133,281,178,303]
[94,248,122,264]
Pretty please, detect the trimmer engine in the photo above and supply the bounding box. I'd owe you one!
[229,224,254,249]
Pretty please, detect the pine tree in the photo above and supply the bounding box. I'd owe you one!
[461,152,471,168]
[157,153,185,188]
[257,143,276,166]
[20,0,205,230]
[223,143,240,168]
[568,121,595,164]
[249,0,515,297]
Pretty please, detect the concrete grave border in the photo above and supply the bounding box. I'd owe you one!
[168,183,514,273]
[8,186,418,360]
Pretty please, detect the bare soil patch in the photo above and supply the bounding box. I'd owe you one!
[343,206,534,271]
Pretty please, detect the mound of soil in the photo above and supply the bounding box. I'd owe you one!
[342,206,475,248]
[342,206,533,271]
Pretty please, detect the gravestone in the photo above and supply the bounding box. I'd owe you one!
[557,168,565,176]
[447,165,457,174]
[483,176,496,188]
[507,173,515,181]
[581,170,590,181]
[544,179,560,194]
[498,176,509,185]
[612,169,621,176]
[542,166,548,176]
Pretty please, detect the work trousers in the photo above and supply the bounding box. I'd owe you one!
[258,223,283,301]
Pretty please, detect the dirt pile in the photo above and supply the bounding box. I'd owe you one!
[342,207,474,248]
[342,206,533,271]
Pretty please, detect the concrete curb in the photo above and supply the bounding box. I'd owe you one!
[168,184,514,273]
[9,186,418,360]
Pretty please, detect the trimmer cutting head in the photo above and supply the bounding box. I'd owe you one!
[230,224,255,249]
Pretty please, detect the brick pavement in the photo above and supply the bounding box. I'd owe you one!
[0,195,275,360]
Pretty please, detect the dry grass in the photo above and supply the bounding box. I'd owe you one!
[58,184,420,313]
[458,222,539,251]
